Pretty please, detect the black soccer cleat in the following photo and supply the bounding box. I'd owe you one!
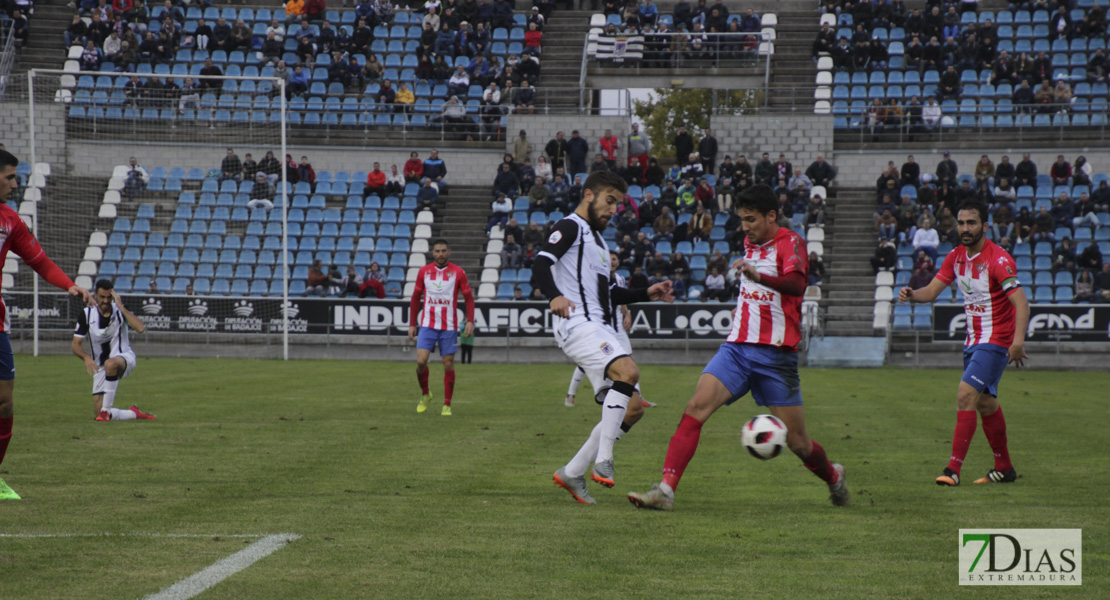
[973,468,1017,484]
[936,467,960,486]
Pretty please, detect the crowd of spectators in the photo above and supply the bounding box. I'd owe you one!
[595,1,768,67]
[490,127,835,300]
[871,151,1110,303]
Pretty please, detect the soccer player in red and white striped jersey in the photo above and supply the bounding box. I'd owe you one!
[408,239,474,416]
[0,150,94,499]
[629,185,849,511]
[899,199,1029,486]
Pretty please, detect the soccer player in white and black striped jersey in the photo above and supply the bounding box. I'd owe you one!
[533,171,674,504]
[71,280,155,422]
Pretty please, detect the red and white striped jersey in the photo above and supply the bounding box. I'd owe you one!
[935,239,1021,348]
[409,262,475,331]
[727,227,807,351]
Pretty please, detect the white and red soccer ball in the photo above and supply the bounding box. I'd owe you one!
[741,414,787,460]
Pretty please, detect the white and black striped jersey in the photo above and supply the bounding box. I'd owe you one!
[538,213,614,332]
[74,305,132,367]
[608,272,626,333]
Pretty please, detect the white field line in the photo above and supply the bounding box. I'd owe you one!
[0,532,301,600]
[142,533,300,600]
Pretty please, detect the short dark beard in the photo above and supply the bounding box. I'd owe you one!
[959,228,984,247]
[586,201,609,231]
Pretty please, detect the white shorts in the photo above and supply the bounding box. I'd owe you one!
[92,350,137,395]
[615,327,632,356]
[557,321,630,404]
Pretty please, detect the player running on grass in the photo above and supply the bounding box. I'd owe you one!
[628,184,849,511]
[0,149,94,500]
[71,280,155,422]
[533,171,674,504]
[899,199,1028,486]
[408,239,475,416]
[563,251,656,409]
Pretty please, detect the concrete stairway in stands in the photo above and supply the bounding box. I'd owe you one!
[429,184,492,283]
[765,9,819,113]
[819,186,883,337]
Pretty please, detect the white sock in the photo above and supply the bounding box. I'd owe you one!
[658,482,674,496]
[566,366,585,397]
[107,407,135,421]
[595,385,632,464]
[564,422,602,478]
[101,377,119,411]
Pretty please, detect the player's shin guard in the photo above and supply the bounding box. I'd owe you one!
[567,367,585,398]
[416,367,430,395]
[443,370,455,406]
[565,422,602,478]
[0,417,11,466]
[948,410,978,474]
[594,381,634,464]
[803,440,837,484]
[101,375,119,411]
[661,413,704,492]
[980,407,1012,472]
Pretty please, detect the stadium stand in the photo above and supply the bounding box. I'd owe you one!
[84,160,435,298]
[585,8,777,66]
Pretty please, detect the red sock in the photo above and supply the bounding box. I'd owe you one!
[980,407,1012,472]
[444,370,455,405]
[803,440,837,484]
[0,417,12,467]
[417,368,429,395]
[661,414,703,491]
[947,410,978,474]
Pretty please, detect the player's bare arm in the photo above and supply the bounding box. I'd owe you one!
[899,277,948,304]
[621,305,631,332]
[112,291,146,334]
[647,280,675,302]
[70,336,97,376]
[1007,286,1030,367]
[548,295,575,318]
[70,285,94,307]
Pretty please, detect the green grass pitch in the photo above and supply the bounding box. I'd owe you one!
[0,356,1106,599]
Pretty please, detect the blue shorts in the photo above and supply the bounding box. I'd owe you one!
[703,342,802,407]
[0,333,13,380]
[962,343,1009,397]
[416,327,458,356]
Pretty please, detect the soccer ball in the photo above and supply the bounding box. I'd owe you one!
[741,414,787,460]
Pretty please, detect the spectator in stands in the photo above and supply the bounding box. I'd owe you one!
[1012,153,1038,188]
[502,218,523,245]
[750,152,773,186]
[493,163,521,198]
[1073,192,1100,230]
[398,152,422,184]
[1031,206,1056,244]
[423,150,448,192]
[260,32,283,66]
[1077,237,1103,272]
[1034,79,1056,113]
[1052,192,1076,228]
[989,154,1014,184]
[871,238,897,274]
[1072,270,1095,303]
[1053,80,1074,113]
[700,266,726,301]
[876,209,898,241]
[993,177,1017,206]
[973,155,994,186]
[697,129,718,175]
[1010,79,1034,114]
[248,173,275,209]
[295,156,315,186]
[439,95,468,133]
[648,204,675,244]
[1073,156,1092,187]
[808,252,826,287]
[991,205,1015,241]
[775,154,794,182]
[643,158,665,187]
[932,152,957,189]
[512,131,534,165]
[710,177,734,213]
[920,97,941,132]
[376,78,397,110]
[896,155,920,188]
[500,234,522,268]
[1094,263,1110,301]
[9,9,28,48]
[255,151,279,186]
[219,149,242,183]
[913,218,940,262]
[532,155,553,186]
[382,164,403,196]
[909,257,934,290]
[624,124,651,175]
[595,129,620,170]
[544,131,568,173]
[486,194,512,236]
[65,14,88,49]
[807,193,827,227]
[120,156,147,200]
[954,179,975,205]
[396,81,416,113]
[242,154,258,182]
[800,154,833,189]
[307,260,329,296]
[364,163,387,196]
[812,22,836,58]
[1050,155,1072,186]
[199,57,223,90]
[79,40,101,71]
[1053,237,1076,273]
[103,30,122,61]
[671,127,694,167]
[408,177,437,212]
[689,205,713,243]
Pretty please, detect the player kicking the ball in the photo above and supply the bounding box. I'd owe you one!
[533,171,673,504]
[899,199,1028,486]
[563,252,656,409]
[71,280,154,421]
[0,149,94,500]
[629,185,848,511]
[408,239,475,416]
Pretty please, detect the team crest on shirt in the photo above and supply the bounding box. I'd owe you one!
[1005,265,1014,275]
[548,231,562,244]
[600,342,614,355]
[976,264,987,275]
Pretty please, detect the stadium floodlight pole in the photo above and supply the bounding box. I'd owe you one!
[280,78,289,361]
[28,70,39,357]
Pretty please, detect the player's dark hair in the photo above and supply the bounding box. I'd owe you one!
[583,170,628,200]
[957,199,989,225]
[734,184,778,217]
[95,279,114,291]
[432,238,449,248]
[0,149,18,169]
